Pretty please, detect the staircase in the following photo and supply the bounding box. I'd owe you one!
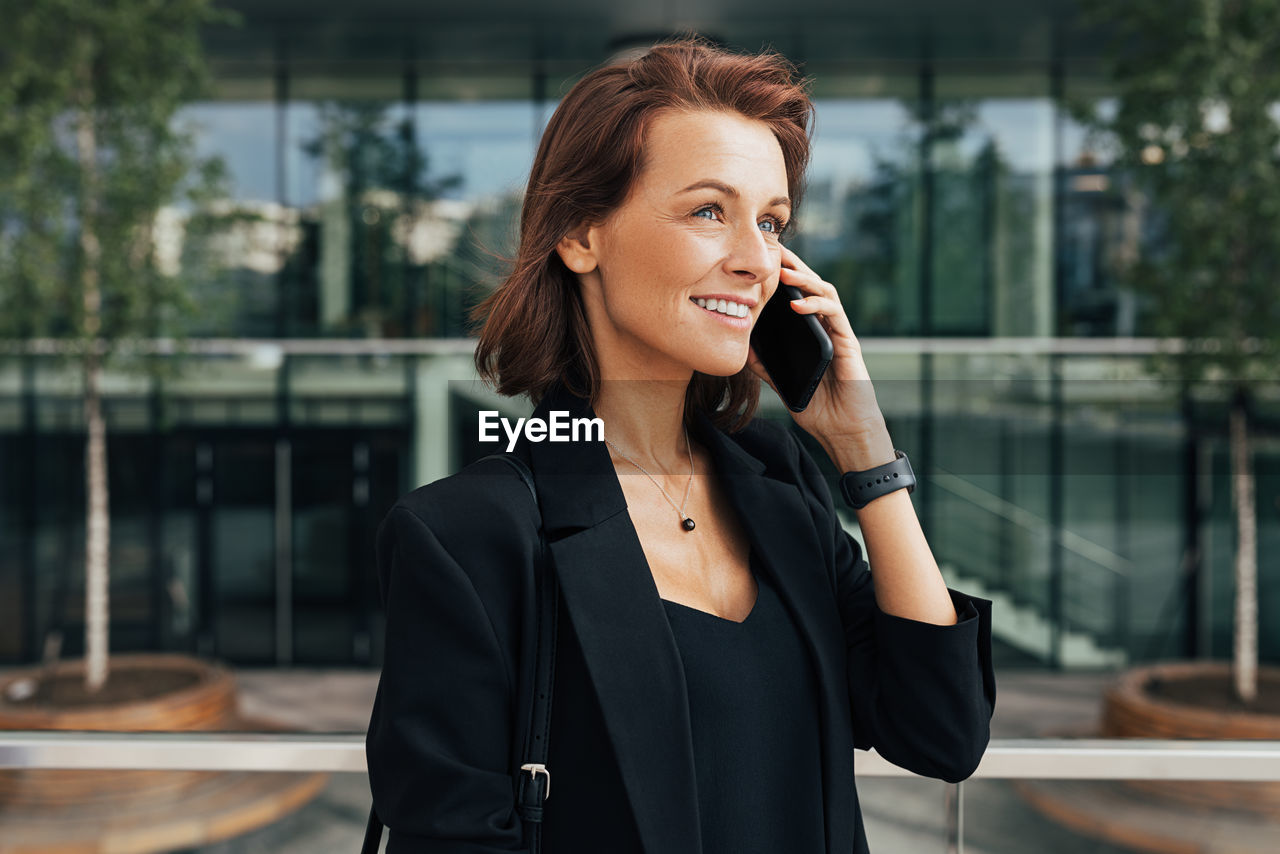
[835,466,1131,670]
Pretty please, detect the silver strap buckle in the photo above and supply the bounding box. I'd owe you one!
[521,763,551,800]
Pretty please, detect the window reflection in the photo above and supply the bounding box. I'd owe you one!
[930,93,1054,337]
[804,98,921,337]
[166,77,1076,345]
[175,101,282,337]
[801,90,1055,340]
[1058,97,1152,338]
[172,91,539,340]
[268,97,537,338]
[183,101,279,204]
[287,99,419,338]
[411,100,536,337]
[147,53,1153,348]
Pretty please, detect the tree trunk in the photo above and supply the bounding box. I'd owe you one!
[1229,385,1257,704]
[76,51,110,695]
[82,353,109,694]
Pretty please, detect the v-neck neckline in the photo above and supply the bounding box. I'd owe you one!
[661,553,761,625]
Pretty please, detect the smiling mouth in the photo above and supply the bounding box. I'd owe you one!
[691,297,751,318]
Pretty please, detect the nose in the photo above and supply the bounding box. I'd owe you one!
[724,219,778,284]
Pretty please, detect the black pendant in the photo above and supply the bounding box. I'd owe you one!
[682,517,696,531]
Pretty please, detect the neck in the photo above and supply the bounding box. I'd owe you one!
[593,379,693,474]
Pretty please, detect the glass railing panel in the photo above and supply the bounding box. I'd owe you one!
[962,768,1280,854]
[4,734,1279,852]
[854,774,950,853]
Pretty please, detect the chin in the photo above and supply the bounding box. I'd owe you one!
[691,353,750,378]
[661,335,751,378]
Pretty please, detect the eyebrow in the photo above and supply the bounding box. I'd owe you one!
[676,179,791,210]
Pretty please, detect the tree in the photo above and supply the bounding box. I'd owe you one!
[1069,0,1280,703]
[0,0,237,693]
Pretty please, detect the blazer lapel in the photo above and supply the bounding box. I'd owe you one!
[520,381,854,854]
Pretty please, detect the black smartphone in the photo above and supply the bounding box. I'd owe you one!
[750,283,833,412]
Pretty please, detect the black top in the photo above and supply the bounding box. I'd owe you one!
[661,551,826,854]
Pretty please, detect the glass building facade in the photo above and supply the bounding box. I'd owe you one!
[2,0,1278,671]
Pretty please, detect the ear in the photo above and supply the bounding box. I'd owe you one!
[555,225,599,274]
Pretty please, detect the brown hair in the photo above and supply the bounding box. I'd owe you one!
[469,34,815,432]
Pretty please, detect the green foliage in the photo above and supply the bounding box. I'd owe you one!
[0,0,240,380]
[1071,0,1280,390]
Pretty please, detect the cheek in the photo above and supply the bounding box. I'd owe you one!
[659,219,728,257]
[622,231,701,281]
[626,235,717,295]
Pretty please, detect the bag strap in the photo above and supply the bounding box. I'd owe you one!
[360,806,382,854]
[362,452,557,854]
[486,453,558,854]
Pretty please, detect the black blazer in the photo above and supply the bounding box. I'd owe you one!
[366,378,997,854]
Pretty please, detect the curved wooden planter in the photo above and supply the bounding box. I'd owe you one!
[0,653,330,853]
[0,653,239,805]
[1101,659,1280,815]
[0,652,239,731]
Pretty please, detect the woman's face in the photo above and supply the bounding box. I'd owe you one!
[558,108,791,380]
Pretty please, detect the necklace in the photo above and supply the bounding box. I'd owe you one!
[604,424,697,532]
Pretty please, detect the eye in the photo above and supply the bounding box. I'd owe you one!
[760,215,790,237]
[693,203,790,238]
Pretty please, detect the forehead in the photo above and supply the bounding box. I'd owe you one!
[638,109,789,194]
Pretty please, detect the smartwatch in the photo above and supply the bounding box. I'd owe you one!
[839,449,916,510]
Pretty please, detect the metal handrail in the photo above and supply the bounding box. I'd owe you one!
[931,466,1131,579]
[2,335,1272,357]
[1,733,1279,780]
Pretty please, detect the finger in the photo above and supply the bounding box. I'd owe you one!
[779,264,838,299]
[789,295,855,339]
[780,244,817,277]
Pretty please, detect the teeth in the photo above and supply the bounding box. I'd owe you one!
[694,298,749,317]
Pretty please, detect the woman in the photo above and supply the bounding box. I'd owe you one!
[366,35,996,854]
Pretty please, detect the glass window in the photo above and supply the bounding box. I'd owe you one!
[933,73,1054,337]
[802,74,922,337]
[285,91,409,338]
[174,100,284,338]
[412,91,538,338]
[0,421,26,661]
[1057,79,1146,338]
[210,437,276,663]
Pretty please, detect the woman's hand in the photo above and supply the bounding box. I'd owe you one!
[745,244,896,471]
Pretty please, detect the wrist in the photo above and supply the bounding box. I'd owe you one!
[822,422,895,473]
